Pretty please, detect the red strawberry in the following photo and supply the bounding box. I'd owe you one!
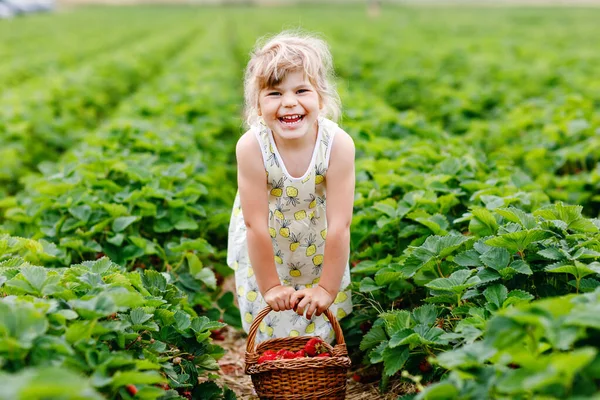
[316,352,331,357]
[258,353,277,363]
[276,349,288,359]
[352,373,362,382]
[282,350,297,359]
[304,337,326,357]
[125,384,137,396]
[418,358,432,373]
[295,350,305,358]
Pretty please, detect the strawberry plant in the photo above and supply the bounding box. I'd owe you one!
[0,234,235,399]
[418,288,600,399]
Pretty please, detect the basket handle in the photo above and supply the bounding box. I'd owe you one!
[246,305,346,354]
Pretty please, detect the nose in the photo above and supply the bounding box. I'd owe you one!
[281,92,297,107]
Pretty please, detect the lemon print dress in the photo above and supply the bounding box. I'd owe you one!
[227,117,353,344]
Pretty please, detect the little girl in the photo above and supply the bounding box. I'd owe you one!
[227,31,354,344]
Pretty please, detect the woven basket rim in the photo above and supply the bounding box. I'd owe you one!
[245,306,350,376]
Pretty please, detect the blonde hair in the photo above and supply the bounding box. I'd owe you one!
[243,30,342,128]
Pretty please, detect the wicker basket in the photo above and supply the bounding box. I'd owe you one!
[245,306,351,400]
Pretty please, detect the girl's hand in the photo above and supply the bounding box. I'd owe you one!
[263,285,296,312]
[290,285,335,320]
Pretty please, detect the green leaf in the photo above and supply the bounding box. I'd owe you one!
[66,321,96,344]
[565,309,600,330]
[504,290,534,307]
[360,325,387,351]
[142,270,167,292]
[389,329,415,348]
[425,270,481,293]
[422,234,471,258]
[436,341,496,369]
[68,205,92,223]
[130,308,153,325]
[412,304,438,326]
[380,310,412,336]
[496,207,537,230]
[569,278,600,293]
[195,268,217,290]
[112,216,139,233]
[375,264,407,285]
[368,341,387,364]
[373,199,397,218]
[418,382,460,400]
[106,233,125,246]
[360,277,384,292]
[485,230,549,253]
[510,260,533,275]
[538,247,563,260]
[453,250,483,267]
[382,346,409,376]
[0,367,103,400]
[167,238,213,253]
[110,370,165,388]
[186,253,203,276]
[351,260,378,274]
[470,207,498,236]
[0,302,48,347]
[174,311,192,331]
[484,284,508,310]
[535,203,598,233]
[480,247,510,271]
[546,261,600,280]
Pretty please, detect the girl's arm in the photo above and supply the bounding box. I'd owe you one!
[236,131,295,311]
[318,128,355,296]
[291,128,355,319]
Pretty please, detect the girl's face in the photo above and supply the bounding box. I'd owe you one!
[258,70,321,143]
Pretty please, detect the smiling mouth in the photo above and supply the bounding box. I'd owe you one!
[279,114,304,125]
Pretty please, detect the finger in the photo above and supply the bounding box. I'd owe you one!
[277,298,286,312]
[315,304,323,317]
[297,297,311,317]
[291,292,304,312]
[290,290,305,305]
[306,301,318,320]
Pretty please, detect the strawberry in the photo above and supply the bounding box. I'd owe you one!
[295,350,305,358]
[316,352,331,357]
[258,352,278,364]
[276,349,288,359]
[418,358,432,373]
[352,373,362,382]
[125,384,138,396]
[304,337,326,357]
[282,350,297,359]
[258,350,278,363]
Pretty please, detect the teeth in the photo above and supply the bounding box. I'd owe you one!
[281,115,302,121]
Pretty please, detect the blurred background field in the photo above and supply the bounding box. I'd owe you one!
[1,2,600,400]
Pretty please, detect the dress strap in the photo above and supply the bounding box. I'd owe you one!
[313,117,339,177]
[252,124,271,170]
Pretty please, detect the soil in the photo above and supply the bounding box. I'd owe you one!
[209,324,415,400]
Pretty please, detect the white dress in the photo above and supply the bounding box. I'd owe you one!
[227,117,353,344]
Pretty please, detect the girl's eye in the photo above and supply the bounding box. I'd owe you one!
[268,92,280,96]
[297,89,309,94]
